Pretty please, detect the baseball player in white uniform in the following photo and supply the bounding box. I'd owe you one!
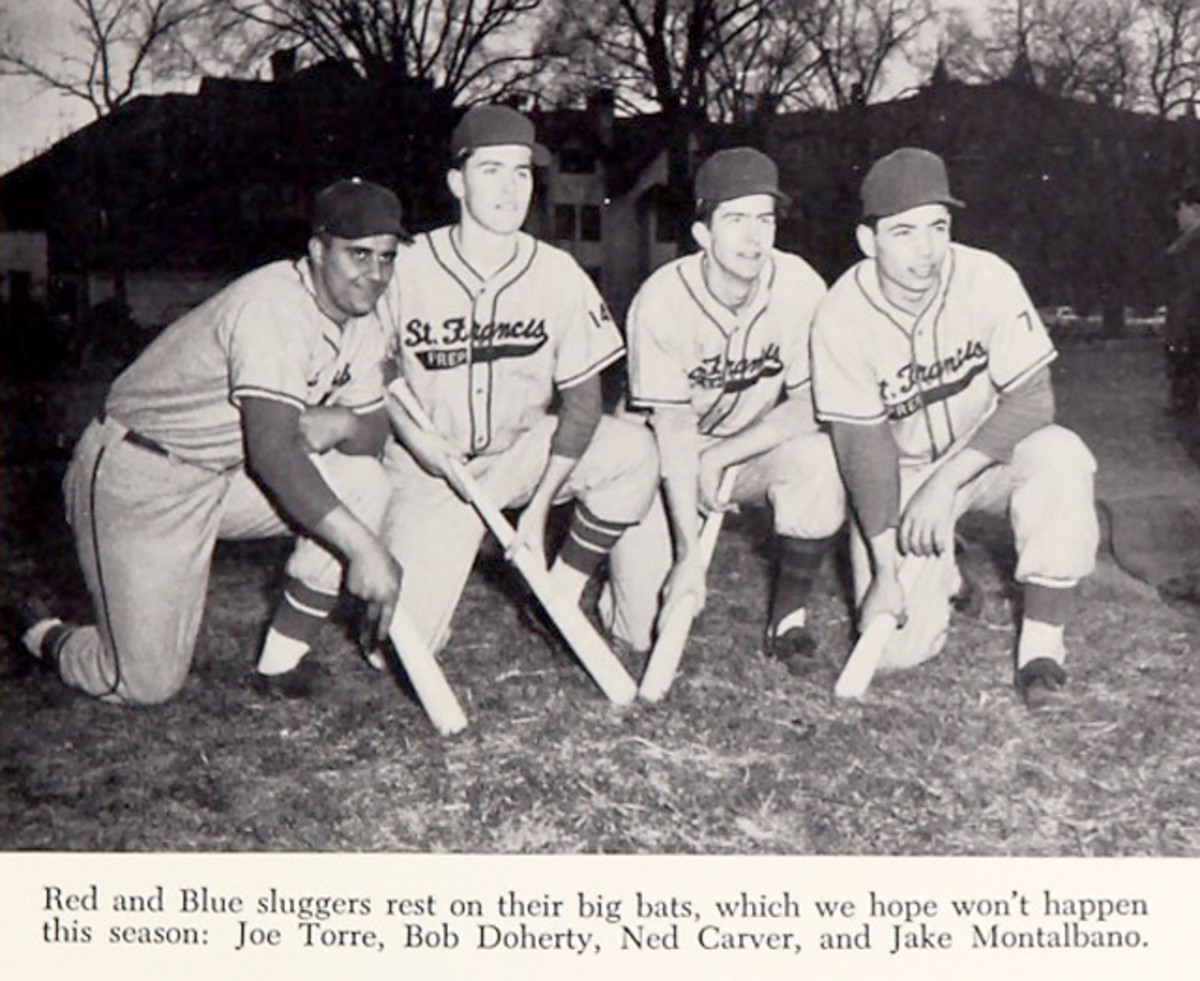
[378,105,659,658]
[810,147,1099,707]
[17,179,406,704]
[603,147,845,670]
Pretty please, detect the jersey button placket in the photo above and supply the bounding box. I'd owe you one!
[470,287,489,453]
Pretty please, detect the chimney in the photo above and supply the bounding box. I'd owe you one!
[587,88,615,148]
[271,48,297,82]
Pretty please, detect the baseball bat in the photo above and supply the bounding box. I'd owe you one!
[638,465,740,703]
[833,612,899,699]
[388,604,469,736]
[388,381,638,706]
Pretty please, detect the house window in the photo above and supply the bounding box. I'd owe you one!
[554,204,576,241]
[580,205,602,241]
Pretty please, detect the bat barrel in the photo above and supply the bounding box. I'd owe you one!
[389,607,469,735]
[834,612,899,700]
[638,595,699,702]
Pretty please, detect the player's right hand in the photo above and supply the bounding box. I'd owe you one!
[658,554,708,629]
[406,429,471,500]
[345,538,404,647]
[860,572,907,632]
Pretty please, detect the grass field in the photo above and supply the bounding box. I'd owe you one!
[2,339,1198,855]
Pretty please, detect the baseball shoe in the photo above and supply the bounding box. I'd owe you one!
[949,538,983,617]
[1014,657,1067,710]
[762,625,821,677]
[950,570,982,616]
[4,596,69,672]
[361,644,389,672]
[251,657,325,700]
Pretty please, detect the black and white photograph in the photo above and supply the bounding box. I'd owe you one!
[2,0,1198,977]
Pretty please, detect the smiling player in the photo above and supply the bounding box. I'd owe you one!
[16,179,407,703]
[604,147,845,672]
[810,147,1100,707]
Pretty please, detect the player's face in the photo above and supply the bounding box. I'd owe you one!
[309,234,399,322]
[695,194,777,284]
[860,204,952,308]
[449,145,535,236]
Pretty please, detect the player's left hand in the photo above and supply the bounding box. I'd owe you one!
[658,553,708,628]
[697,453,737,515]
[300,405,356,453]
[507,504,549,570]
[900,472,957,557]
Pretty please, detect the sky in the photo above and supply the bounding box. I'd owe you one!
[0,0,993,176]
[0,1,90,172]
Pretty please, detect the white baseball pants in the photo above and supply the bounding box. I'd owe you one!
[603,429,846,652]
[381,414,660,654]
[851,424,1100,670]
[57,416,392,704]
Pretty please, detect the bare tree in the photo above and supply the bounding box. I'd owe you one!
[545,0,933,122]
[0,0,230,117]
[792,0,935,109]
[538,0,763,242]
[222,0,547,102]
[1142,0,1200,117]
[936,0,1142,106]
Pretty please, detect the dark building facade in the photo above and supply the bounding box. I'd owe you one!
[3,63,1197,349]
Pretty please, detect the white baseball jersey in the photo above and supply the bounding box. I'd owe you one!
[626,250,827,435]
[380,227,623,456]
[105,259,387,470]
[811,243,1055,466]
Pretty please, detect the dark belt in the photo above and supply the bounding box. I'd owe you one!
[100,414,171,459]
[123,428,171,459]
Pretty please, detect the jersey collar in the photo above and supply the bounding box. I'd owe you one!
[296,256,362,351]
[427,225,537,298]
[677,250,775,338]
[857,246,956,334]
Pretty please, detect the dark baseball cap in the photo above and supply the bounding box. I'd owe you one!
[451,105,551,166]
[312,178,409,240]
[861,147,964,221]
[694,147,788,206]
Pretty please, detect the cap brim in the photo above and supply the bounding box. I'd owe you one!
[863,195,966,221]
[700,184,790,207]
[532,142,552,167]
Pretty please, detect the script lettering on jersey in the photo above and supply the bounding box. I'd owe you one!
[879,340,988,419]
[310,363,353,403]
[687,344,784,392]
[404,316,549,370]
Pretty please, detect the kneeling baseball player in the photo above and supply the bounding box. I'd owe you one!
[16,179,406,703]
[810,148,1100,707]
[377,105,660,661]
[604,147,845,673]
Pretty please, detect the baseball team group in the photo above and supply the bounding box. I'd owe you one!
[17,103,1108,718]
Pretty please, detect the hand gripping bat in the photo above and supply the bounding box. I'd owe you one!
[388,380,637,706]
[638,465,741,702]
